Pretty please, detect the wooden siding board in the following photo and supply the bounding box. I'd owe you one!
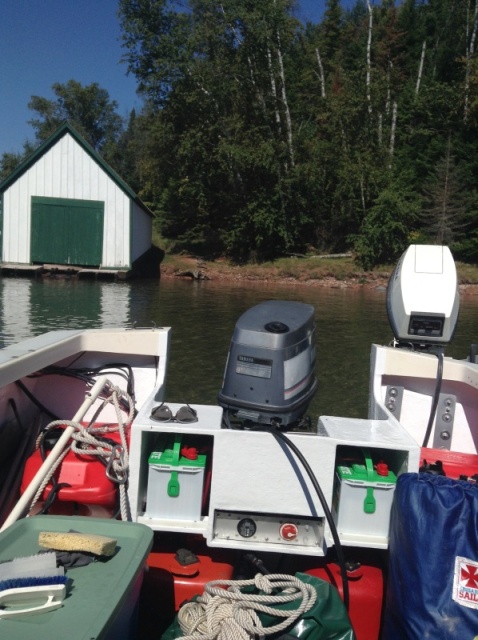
[67,135,75,197]
[120,192,129,267]
[5,181,28,263]
[130,199,133,264]
[90,155,99,200]
[0,192,3,261]
[103,172,114,267]
[3,193,11,262]
[43,147,52,193]
[52,141,62,197]
[36,155,45,195]
[131,201,152,261]
[7,189,18,263]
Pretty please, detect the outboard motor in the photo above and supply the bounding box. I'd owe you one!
[218,300,317,428]
[387,245,460,447]
[386,244,459,349]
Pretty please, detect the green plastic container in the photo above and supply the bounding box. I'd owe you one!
[0,515,153,639]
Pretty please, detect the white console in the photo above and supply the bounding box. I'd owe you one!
[129,393,420,555]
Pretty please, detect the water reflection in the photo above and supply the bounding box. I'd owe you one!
[0,275,477,421]
[0,278,32,345]
[0,277,132,347]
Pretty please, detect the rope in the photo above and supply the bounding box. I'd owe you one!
[29,382,134,521]
[176,573,317,640]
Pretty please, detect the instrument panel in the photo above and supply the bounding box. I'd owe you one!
[213,510,325,550]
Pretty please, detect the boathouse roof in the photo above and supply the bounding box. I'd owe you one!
[0,121,152,217]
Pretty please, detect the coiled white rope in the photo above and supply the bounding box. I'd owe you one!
[29,382,134,521]
[176,573,317,640]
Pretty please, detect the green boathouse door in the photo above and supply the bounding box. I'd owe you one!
[31,196,104,266]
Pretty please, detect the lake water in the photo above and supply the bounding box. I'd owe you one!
[1,275,477,421]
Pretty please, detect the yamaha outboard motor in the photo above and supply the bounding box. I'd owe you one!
[386,244,459,349]
[218,300,317,428]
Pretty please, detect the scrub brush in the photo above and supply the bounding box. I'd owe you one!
[0,552,67,618]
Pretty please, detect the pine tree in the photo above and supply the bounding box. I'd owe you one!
[421,137,471,244]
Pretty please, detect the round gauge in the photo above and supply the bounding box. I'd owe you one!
[237,517,257,538]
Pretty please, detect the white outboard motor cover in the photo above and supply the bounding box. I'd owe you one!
[387,245,459,345]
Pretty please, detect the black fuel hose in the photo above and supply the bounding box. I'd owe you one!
[422,348,445,448]
[266,428,350,611]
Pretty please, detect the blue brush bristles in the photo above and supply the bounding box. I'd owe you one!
[0,552,64,584]
[0,574,68,593]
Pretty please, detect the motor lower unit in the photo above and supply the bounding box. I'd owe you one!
[217,300,317,426]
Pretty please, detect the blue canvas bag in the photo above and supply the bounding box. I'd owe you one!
[382,472,478,639]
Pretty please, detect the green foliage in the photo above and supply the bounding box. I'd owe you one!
[354,182,420,269]
[0,151,24,182]
[420,141,473,245]
[0,140,36,182]
[28,80,124,155]
[452,232,478,264]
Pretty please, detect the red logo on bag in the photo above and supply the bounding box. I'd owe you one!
[461,564,478,589]
[453,556,478,609]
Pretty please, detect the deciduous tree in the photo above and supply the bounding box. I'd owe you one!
[28,80,124,155]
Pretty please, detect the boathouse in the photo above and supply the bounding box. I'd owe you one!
[0,122,157,277]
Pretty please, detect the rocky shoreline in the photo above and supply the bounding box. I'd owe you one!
[160,257,478,294]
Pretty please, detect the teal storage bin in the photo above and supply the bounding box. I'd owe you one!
[0,515,153,639]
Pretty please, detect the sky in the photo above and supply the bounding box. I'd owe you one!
[0,1,332,158]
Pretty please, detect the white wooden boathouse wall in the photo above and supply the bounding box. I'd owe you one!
[2,132,151,268]
[131,199,152,263]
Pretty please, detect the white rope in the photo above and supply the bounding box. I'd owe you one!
[176,573,317,640]
[28,382,134,521]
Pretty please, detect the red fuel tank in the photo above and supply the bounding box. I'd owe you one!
[21,423,128,512]
[138,534,235,637]
[299,551,385,640]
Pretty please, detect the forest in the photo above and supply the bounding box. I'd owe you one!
[2,0,478,268]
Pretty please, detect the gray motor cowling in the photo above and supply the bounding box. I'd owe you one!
[218,300,317,426]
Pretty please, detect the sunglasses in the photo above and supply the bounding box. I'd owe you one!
[150,403,198,423]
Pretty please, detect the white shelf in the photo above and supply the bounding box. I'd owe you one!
[338,532,389,550]
[136,514,209,534]
[134,401,223,435]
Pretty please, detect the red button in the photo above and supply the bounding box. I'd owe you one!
[280,523,299,541]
